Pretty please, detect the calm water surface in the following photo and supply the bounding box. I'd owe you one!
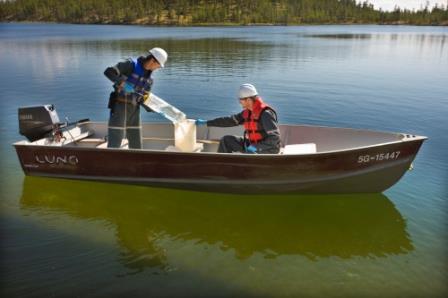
[0,23,447,297]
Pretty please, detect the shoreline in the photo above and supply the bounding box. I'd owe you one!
[2,20,447,27]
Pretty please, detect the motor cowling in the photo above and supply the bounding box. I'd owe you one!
[18,105,60,142]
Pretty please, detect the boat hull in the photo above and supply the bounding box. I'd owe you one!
[14,137,425,194]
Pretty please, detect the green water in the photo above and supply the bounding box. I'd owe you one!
[2,177,424,296]
[1,24,447,297]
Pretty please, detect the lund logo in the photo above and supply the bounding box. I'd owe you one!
[35,154,79,165]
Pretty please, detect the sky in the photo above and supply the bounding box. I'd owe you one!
[359,0,447,11]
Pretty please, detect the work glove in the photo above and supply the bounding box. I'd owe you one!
[137,92,154,112]
[246,145,257,153]
[195,119,207,126]
[142,92,150,104]
[123,82,135,93]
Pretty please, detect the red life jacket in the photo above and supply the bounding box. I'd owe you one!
[242,97,277,144]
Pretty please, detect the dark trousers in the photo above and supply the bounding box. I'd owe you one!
[218,135,281,154]
[107,102,142,149]
[218,135,246,153]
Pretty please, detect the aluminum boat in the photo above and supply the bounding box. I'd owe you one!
[13,106,427,193]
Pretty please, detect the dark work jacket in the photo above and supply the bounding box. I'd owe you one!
[104,56,153,111]
[207,109,281,153]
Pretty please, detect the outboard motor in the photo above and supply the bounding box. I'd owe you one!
[18,105,61,142]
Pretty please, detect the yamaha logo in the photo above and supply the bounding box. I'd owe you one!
[19,114,33,120]
[35,154,79,165]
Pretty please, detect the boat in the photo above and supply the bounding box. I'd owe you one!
[13,105,427,194]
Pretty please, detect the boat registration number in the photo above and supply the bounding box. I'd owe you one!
[357,151,401,163]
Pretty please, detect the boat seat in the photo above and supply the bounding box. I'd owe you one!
[97,139,128,149]
[282,143,317,155]
[142,137,219,144]
[77,138,105,143]
[31,128,93,147]
[77,138,105,144]
[165,143,204,152]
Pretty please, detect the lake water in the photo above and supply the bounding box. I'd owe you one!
[0,23,447,297]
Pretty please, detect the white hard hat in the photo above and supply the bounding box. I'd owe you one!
[148,47,168,67]
[238,83,258,99]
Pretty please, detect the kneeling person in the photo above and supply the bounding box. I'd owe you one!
[196,84,281,154]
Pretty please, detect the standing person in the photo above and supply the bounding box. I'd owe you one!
[104,47,168,149]
[196,84,281,154]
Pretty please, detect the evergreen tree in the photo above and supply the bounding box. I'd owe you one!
[0,0,447,25]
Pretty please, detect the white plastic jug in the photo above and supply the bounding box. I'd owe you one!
[174,119,197,152]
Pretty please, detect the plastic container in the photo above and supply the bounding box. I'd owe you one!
[174,119,197,152]
[143,93,186,123]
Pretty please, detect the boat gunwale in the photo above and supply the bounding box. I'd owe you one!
[13,135,427,158]
[12,121,427,157]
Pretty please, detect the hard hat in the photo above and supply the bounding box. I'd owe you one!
[238,83,258,99]
[148,47,168,68]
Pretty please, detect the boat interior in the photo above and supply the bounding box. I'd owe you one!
[16,122,413,154]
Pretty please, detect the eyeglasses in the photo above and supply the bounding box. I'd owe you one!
[146,55,161,66]
[239,97,249,101]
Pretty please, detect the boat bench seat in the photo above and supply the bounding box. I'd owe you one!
[96,139,128,149]
[77,138,106,146]
[281,143,317,155]
[33,129,93,147]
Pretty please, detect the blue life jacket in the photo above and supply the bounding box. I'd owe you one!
[124,57,153,95]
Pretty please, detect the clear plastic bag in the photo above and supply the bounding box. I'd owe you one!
[143,93,186,123]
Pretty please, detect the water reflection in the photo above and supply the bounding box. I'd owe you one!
[306,33,447,52]
[20,177,413,272]
[307,34,374,39]
[2,31,446,93]
[0,38,274,80]
[306,33,447,41]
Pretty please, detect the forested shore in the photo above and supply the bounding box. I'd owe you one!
[1,0,447,26]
